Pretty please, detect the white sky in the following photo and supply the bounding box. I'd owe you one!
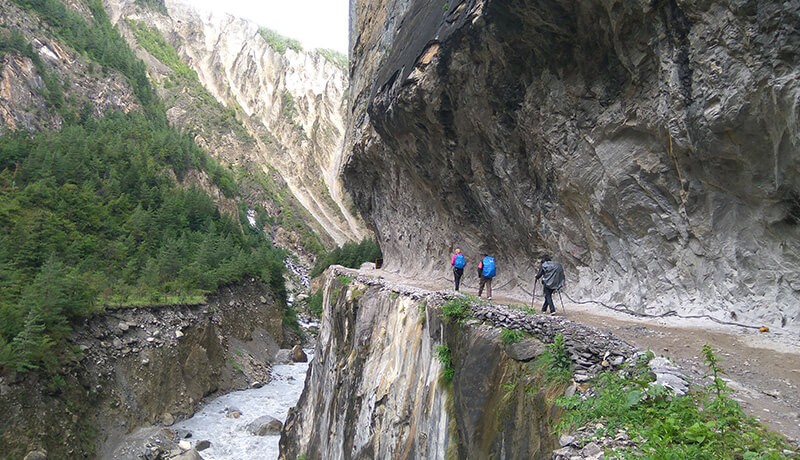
[185,0,350,53]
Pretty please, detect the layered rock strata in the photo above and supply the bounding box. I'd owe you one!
[280,267,672,459]
[344,0,800,328]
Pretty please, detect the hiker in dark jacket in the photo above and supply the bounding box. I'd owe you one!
[450,248,465,291]
[535,256,564,315]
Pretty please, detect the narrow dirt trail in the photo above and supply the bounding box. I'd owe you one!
[367,268,800,444]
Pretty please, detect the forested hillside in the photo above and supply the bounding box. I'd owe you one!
[0,0,286,373]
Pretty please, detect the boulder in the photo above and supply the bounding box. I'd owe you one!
[245,415,283,436]
[291,345,308,363]
[506,338,545,362]
[23,450,47,460]
[274,349,293,364]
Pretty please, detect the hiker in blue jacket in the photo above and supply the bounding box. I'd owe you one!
[535,256,564,315]
[450,248,466,291]
[477,253,496,300]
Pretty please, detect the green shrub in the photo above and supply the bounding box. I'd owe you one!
[441,297,471,324]
[533,333,572,385]
[556,346,796,458]
[258,27,303,54]
[307,290,323,317]
[316,48,347,70]
[127,20,197,80]
[435,345,454,384]
[500,328,524,345]
[310,238,382,278]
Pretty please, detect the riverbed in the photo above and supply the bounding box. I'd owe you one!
[173,354,311,459]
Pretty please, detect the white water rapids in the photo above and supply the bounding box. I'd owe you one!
[173,354,311,459]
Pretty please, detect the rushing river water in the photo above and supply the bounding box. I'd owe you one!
[173,354,311,459]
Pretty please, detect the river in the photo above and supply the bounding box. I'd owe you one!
[172,353,311,459]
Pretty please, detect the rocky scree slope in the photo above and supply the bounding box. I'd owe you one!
[0,0,140,134]
[343,0,800,329]
[0,279,286,459]
[105,0,367,248]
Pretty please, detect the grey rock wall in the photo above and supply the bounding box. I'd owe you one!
[280,267,647,459]
[344,0,800,328]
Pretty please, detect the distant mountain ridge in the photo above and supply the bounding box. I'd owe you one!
[105,0,366,250]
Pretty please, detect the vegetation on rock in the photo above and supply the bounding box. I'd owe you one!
[440,296,472,325]
[258,27,303,54]
[0,0,287,373]
[309,238,381,277]
[316,48,348,71]
[555,346,796,458]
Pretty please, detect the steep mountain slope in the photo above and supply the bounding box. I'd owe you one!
[343,0,800,329]
[104,0,366,250]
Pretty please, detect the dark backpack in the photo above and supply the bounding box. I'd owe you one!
[482,256,496,278]
[541,261,565,290]
[454,254,466,269]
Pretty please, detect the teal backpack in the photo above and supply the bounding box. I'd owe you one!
[482,256,496,278]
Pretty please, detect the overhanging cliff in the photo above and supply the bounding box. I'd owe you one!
[343,0,800,328]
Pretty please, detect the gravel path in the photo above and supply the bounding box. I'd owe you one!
[359,266,800,444]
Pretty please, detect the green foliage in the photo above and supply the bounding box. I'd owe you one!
[307,289,323,318]
[127,20,197,81]
[283,305,302,338]
[500,328,524,345]
[556,346,796,459]
[310,238,382,278]
[258,27,303,54]
[534,333,572,385]
[281,91,297,120]
[337,275,352,286]
[316,48,348,71]
[441,297,471,324]
[12,0,165,123]
[134,0,168,15]
[0,111,286,372]
[435,344,454,384]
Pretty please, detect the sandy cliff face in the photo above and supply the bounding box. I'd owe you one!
[104,0,366,246]
[344,0,800,328]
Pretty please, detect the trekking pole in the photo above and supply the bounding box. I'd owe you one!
[530,279,537,309]
[557,289,566,313]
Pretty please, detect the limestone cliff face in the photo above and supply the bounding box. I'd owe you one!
[280,268,644,459]
[344,0,800,328]
[104,0,366,246]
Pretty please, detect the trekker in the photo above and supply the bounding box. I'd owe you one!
[535,256,565,315]
[451,248,466,291]
[477,253,496,300]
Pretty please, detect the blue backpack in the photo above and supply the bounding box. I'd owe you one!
[482,256,496,278]
[454,254,466,269]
